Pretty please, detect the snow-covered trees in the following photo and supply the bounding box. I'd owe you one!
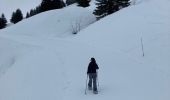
[93,0,119,20]
[0,14,7,29]
[93,0,130,20]
[118,0,130,8]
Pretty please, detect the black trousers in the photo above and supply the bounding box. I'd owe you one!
[88,73,97,91]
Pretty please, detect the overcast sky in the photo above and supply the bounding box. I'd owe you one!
[0,0,41,21]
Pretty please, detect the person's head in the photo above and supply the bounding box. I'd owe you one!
[91,57,96,62]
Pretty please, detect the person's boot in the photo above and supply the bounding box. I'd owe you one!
[93,88,98,94]
[93,90,98,94]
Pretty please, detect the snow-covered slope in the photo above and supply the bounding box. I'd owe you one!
[0,0,170,100]
[1,4,96,38]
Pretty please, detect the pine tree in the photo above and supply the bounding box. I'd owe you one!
[93,0,119,20]
[40,0,65,12]
[93,0,130,20]
[40,0,50,12]
[76,0,91,7]
[26,5,41,18]
[1,14,7,24]
[10,9,23,24]
[52,0,65,9]
[0,13,7,29]
[26,12,30,18]
[29,9,36,17]
[117,0,130,8]
[66,0,76,6]
[59,0,66,8]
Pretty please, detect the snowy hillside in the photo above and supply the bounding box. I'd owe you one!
[0,4,96,37]
[0,0,170,100]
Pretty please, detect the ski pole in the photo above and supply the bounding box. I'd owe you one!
[97,71,99,88]
[85,74,88,95]
[97,71,99,89]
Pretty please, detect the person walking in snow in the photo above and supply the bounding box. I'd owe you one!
[87,57,99,94]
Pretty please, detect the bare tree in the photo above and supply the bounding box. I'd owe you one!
[70,18,82,34]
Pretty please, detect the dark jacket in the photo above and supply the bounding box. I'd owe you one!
[87,61,99,74]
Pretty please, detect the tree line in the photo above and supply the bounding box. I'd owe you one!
[0,0,130,29]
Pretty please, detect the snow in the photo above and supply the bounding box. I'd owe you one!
[0,0,170,100]
[0,4,96,38]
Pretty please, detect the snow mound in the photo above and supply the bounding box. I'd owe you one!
[1,4,96,38]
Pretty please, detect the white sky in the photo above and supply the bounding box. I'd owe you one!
[0,0,41,21]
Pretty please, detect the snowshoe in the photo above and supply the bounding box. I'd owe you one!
[93,91,98,94]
